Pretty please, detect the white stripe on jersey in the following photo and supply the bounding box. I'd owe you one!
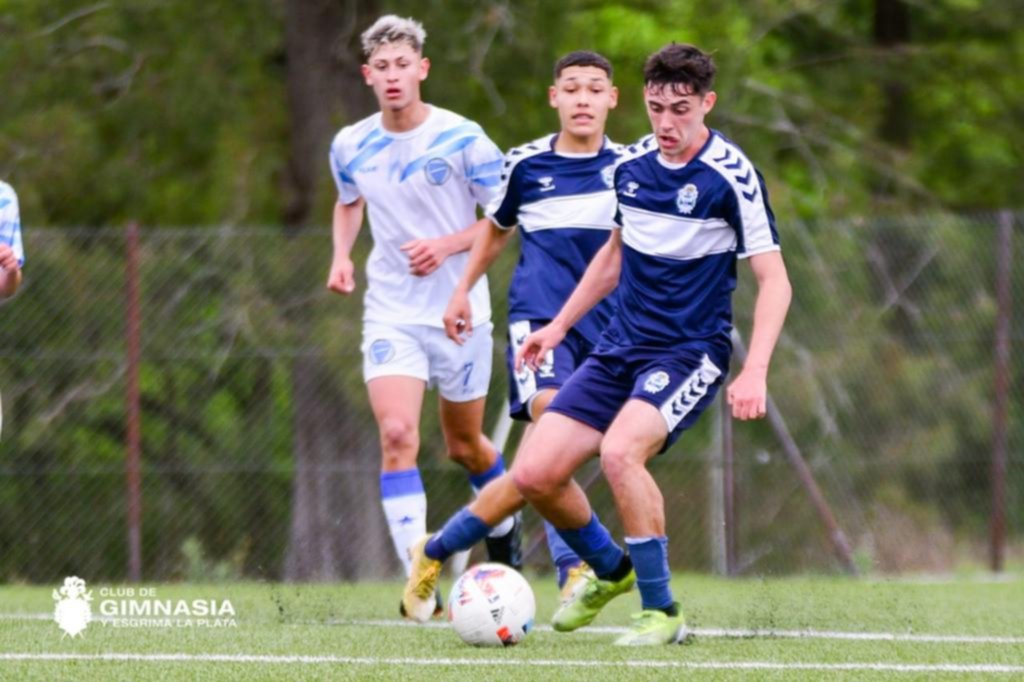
[700,135,777,258]
[487,135,555,229]
[620,204,736,261]
[517,190,618,233]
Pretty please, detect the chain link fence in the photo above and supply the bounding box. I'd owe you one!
[0,212,1020,583]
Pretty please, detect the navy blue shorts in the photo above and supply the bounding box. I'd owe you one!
[546,348,727,452]
[506,320,594,422]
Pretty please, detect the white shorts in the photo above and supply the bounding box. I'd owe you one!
[361,321,494,402]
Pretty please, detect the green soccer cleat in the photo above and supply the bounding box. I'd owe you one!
[613,604,687,646]
[401,535,443,623]
[551,568,636,632]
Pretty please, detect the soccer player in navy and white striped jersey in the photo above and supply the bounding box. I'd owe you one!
[514,43,793,645]
[401,51,624,622]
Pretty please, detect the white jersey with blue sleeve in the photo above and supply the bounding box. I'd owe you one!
[601,131,780,364]
[486,134,620,344]
[0,182,24,267]
[329,106,503,328]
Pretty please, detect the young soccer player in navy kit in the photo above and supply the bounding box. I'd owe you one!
[513,43,792,645]
[401,51,624,622]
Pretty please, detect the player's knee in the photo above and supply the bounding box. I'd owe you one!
[379,418,418,460]
[599,444,642,485]
[512,462,555,501]
[445,433,485,468]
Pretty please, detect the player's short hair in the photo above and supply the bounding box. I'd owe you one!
[361,15,426,57]
[553,50,613,81]
[643,43,715,96]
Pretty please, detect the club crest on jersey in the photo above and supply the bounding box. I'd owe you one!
[538,176,556,192]
[369,339,395,365]
[601,164,616,189]
[643,371,671,394]
[424,158,452,185]
[676,183,699,214]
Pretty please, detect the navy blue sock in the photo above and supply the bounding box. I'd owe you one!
[424,507,492,562]
[555,513,625,579]
[468,451,504,492]
[626,536,674,611]
[545,522,582,587]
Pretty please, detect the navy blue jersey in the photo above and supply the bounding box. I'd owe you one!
[600,131,780,364]
[486,134,620,344]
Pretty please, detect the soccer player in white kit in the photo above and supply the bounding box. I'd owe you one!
[325,15,519,610]
[0,181,24,299]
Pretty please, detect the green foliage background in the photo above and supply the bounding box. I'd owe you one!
[0,1,1020,581]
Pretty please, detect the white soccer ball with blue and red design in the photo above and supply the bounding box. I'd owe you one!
[448,563,535,647]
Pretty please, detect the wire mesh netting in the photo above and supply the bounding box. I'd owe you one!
[0,212,1020,583]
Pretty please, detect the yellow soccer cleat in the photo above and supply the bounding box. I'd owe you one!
[401,535,443,623]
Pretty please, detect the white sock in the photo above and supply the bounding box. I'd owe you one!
[381,493,427,576]
[380,468,428,577]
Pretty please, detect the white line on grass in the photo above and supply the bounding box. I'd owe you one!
[1,653,1022,674]
[336,618,1024,645]
[7,612,1024,645]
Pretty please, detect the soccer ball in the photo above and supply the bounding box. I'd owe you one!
[448,563,535,647]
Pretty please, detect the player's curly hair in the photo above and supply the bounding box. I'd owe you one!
[643,43,715,96]
[361,15,426,57]
[553,51,613,80]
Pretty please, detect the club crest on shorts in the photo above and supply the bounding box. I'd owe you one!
[643,370,671,394]
[676,183,699,214]
[424,158,452,185]
[369,339,395,365]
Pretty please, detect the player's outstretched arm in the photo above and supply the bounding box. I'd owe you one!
[443,219,514,344]
[726,250,792,420]
[326,198,366,295]
[0,245,21,299]
[516,230,623,371]
[403,216,491,278]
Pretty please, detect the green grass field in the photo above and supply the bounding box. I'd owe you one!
[1,573,1022,680]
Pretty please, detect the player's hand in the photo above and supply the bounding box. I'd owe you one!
[0,245,17,271]
[442,289,473,345]
[515,322,566,372]
[326,257,356,295]
[726,367,768,420]
[401,237,452,277]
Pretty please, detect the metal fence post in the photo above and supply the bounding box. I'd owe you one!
[125,222,143,582]
[990,210,1013,573]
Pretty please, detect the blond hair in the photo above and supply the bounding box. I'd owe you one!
[361,15,426,57]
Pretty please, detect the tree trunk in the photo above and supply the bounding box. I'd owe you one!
[873,0,912,150]
[281,0,389,581]
[282,0,377,227]
[285,354,389,580]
